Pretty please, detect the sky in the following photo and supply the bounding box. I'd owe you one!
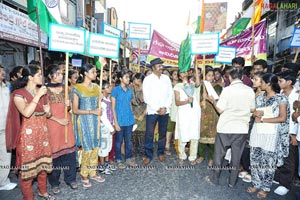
[106,0,242,45]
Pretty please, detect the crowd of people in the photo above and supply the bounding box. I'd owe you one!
[0,56,300,199]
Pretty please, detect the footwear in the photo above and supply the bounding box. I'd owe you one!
[165,148,172,156]
[117,162,126,169]
[126,159,138,167]
[107,163,117,171]
[38,193,56,200]
[247,186,258,193]
[68,182,78,190]
[238,171,248,178]
[274,186,289,196]
[179,159,184,165]
[90,175,105,183]
[101,168,112,175]
[51,187,60,194]
[158,155,166,162]
[0,182,17,190]
[208,160,213,167]
[257,190,268,199]
[143,158,151,165]
[242,174,251,183]
[196,157,204,164]
[81,178,92,188]
[190,160,197,166]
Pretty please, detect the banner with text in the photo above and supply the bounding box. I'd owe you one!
[0,3,48,48]
[196,20,267,66]
[88,33,120,59]
[290,28,300,47]
[215,46,237,64]
[128,22,151,40]
[102,22,121,38]
[147,30,179,66]
[49,23,85,54]
[191,33,220,55]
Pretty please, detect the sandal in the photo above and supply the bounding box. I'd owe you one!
[257,190,268,199]
[81,178,92,188]
[190,160,197,165]
[165,148,171,156]
[90,175,105,183]
[51,187,60,194]
[68,182,78,189]
[196,157,204,164]
[179,159,184,165]
[247,186,258,193]
[38,193,56,200]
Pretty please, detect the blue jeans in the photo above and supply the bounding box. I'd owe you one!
[115,125,133,162]
[144,114,169,159]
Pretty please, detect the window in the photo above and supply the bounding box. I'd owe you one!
[285,10,297,27]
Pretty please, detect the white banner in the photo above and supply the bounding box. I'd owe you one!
[215,46,236,64]
[290,28,300,47]
[49,23,85,54]
[0,3,48,48]
[191,33,219,54]
[102,22,121,37]
[128,22,151,40]
[88,33,120,59]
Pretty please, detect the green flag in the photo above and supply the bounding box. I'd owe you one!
[178,34,192,73]
[27,0,62,35]
[232,18,251,36]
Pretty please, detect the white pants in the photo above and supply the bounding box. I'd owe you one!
[0,129,12,186]
[178,139,198,161]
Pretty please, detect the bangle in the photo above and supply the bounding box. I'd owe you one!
[260,117,264,123]
[46,112,52,119]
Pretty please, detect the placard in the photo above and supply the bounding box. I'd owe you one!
[290,28,300,47]
[49,23,85,53]
[214,46,237,64]
[128,22,151,40]
[72,59,82,67]
[191,33,219,54]
[102,22,121,37]
[88,33,120,59]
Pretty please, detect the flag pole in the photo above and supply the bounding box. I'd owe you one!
[250,3,255,65]
[35,6,44,85]
[64,53,69,143]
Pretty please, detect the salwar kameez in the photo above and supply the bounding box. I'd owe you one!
[249,93,289,192]
[72,83,101,178]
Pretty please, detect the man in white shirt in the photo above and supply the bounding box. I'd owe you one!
[0,65,17,191]
[205,68,255,187]
[142,58,173,165]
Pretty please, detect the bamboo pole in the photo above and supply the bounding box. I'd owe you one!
[64,53,69,143]
[138,40,141,72]
[97,62,104,139]
[109,59,112,85]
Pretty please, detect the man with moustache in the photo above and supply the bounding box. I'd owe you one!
[142,58,173,165]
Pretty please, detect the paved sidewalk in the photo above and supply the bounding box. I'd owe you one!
[0,148,299,200]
